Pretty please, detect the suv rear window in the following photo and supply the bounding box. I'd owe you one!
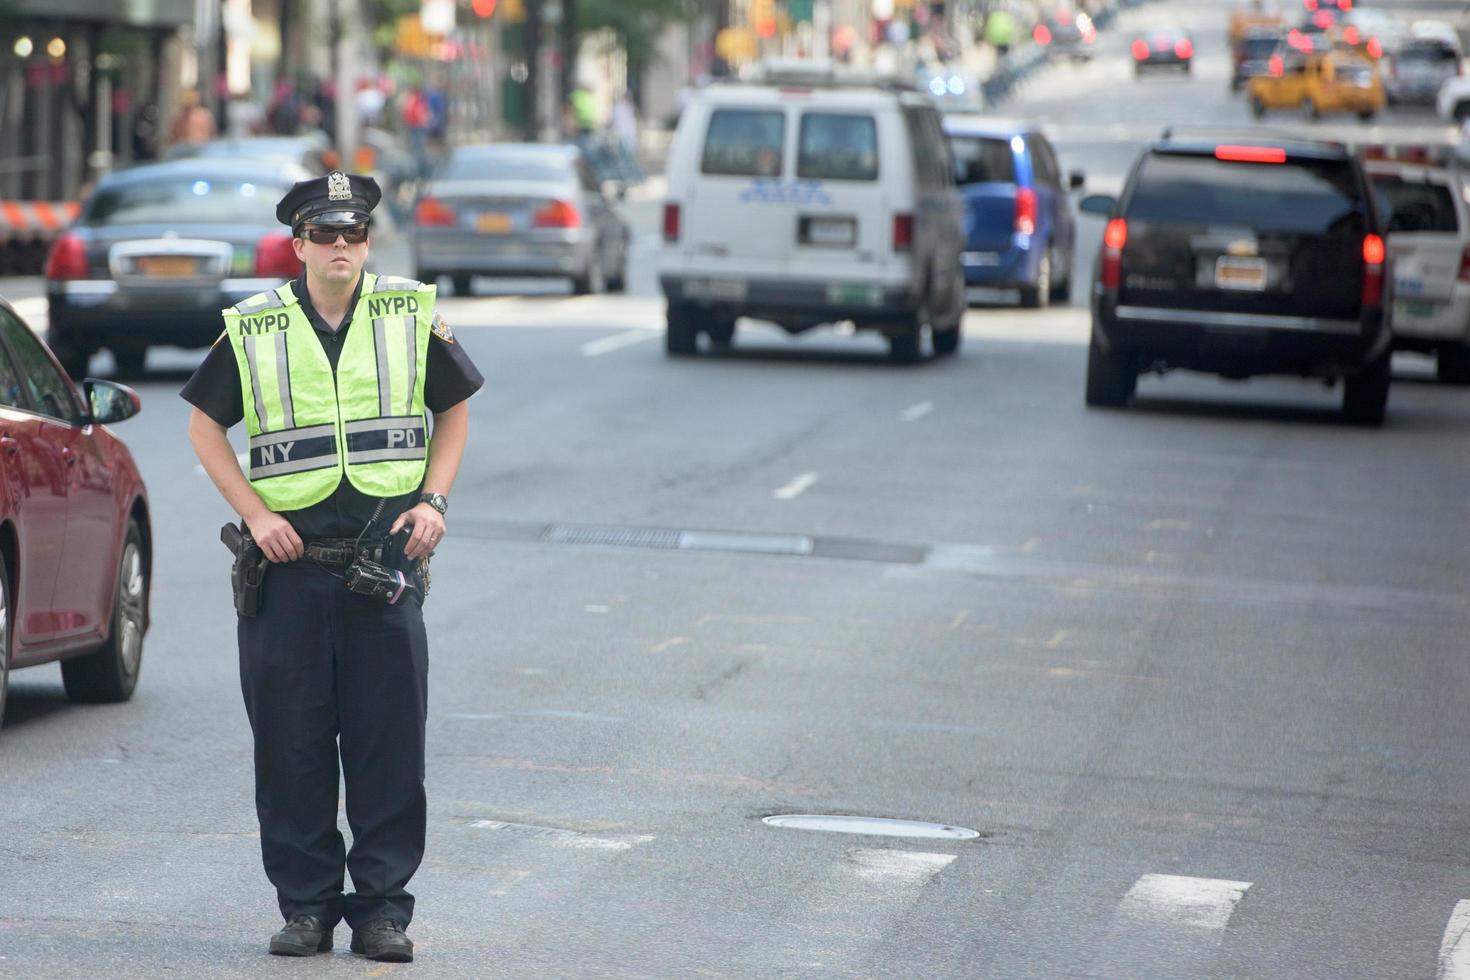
[797,113,878,181]
[949,136,1016,185]
[702,109,785,177]
[1372,175,1459,233]
[1125,153,1365,235]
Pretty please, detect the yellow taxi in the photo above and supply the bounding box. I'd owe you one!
[1247,50,1385,121]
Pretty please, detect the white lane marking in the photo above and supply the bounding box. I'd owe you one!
[1119,874,1252,930]
[850,849,956,885]
[447,713,505,721]
[773,472,818,500]
[580,328,655,357]
[1438,900,1470,978]
[899,400,933,422]
[467,819,654,851]
[448,709,624,723]
[585,604,610,613]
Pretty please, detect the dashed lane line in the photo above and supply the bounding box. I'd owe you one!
[580,328,657,357]
[899,400,934,421]
[773,472,818,500]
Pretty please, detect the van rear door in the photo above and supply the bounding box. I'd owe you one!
[788,108,891,284]
[679,106,793,277]
[1372,169,1464,325]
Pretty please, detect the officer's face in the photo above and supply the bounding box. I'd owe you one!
[293,223,370,286]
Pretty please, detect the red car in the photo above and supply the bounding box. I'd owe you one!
[0,297,151,730]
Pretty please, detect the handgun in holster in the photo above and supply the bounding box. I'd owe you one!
[221,522,270,617]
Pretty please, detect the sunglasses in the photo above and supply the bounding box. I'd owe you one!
[300,224,369,245]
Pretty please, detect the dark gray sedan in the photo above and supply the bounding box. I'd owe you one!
[411,143,629,296]
[45,158,312,377]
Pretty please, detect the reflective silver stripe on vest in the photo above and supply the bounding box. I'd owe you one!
[402,316,417,415]
[343,416,428,464]
[373,318,393,416]
[233,291,288,316]
[373,276,421,293]
[242,331,294,430]
[248,423,338,479]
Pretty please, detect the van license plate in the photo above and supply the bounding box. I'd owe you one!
[804,217,855,248]
[1215,256,1267,291]
[690,279,747,302]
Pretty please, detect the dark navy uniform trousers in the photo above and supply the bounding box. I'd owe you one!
[238,559,428,930]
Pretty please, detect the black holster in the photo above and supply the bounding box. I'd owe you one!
[221,522,270,617]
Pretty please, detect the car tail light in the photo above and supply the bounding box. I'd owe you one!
[254,232,302,278]
[1131,39,1149,60]
[413,197,456,226]
[1367,37,1383,59]
[1362,233,1385,308]
[533,200,582,229]
[1216,145,1286,163]
[1101,218,1127,291]
[1175,40,1194,59]
[1269,54,1285,76]
[1305,0,1317,9]
[893,213,914,252]
[663,202,680,243]
[1343,26,1360,46]
[1458,246,1470,283]
[43,233,89,280]
[1034,24,1052,45]
[1014,187,1037,237]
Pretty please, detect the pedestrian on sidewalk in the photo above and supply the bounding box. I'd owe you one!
[183,171,483,963]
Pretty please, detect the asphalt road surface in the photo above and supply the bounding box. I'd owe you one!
[5,1,1470,977]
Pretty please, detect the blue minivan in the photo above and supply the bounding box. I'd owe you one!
[943,118,1083,307]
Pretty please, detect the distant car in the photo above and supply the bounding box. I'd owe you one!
[1228,3,1283,46]
[1365,154,1470,383]
[1385,33,1462,106]
[1247,50,1384,121]
[1437,75,1470,121]
[1232,29,1285,91]
[1079,135,1392,424]
[1132,28,1194,75]
[944,118,1083,308]
[411,143,629,297]
[0,298,151,730]
[44,158,312,378]
[1034,7,1098,62]
[659,60,966,361]
[164,134,331,175]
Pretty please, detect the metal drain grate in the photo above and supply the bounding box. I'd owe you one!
[542,524,683,550]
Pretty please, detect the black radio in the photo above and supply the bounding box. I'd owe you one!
[344,555,422,606]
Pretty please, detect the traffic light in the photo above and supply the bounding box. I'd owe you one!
[473,0,496,16]
[753,0,776,38]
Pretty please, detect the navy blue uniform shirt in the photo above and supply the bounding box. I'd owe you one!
[181,272,483,538]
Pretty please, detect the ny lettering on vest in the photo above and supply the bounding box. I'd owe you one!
[387,429,418,448]
[367,296,420,318]
[239,312,290,335]
[258,441,296,465]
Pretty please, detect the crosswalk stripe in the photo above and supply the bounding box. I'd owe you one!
[1438,900,1470,978]
[1118,873,1253,931]
[1080,874,1252,979]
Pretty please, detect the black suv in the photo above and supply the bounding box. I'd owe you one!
[1079,136,1391,424]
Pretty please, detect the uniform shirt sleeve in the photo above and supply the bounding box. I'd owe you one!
[424,313,484,412]
[180,336,245,427]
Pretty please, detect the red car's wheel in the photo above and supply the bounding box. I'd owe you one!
[0,555,11,731]
[61,519,147,703]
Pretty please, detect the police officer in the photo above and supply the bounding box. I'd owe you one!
[182,172,483,962]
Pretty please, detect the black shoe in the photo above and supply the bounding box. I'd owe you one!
[350,919,414,962]
[268,914,332,956]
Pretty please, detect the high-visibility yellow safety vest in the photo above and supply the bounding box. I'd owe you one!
[221,273,434,512]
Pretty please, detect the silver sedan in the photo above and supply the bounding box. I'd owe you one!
[410,143,629,296]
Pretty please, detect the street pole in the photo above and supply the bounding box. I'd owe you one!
[525,0,542,140]
[334,0,360,169]
[560,0,576,130]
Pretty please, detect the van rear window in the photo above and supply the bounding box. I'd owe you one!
[797,113,878,181]
[949,136,1016,185]
[1372,175,1459,233]
[1125,153,1365,235]
[701,110,785,177]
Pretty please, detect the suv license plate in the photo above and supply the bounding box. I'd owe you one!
[1215,256,1267,291]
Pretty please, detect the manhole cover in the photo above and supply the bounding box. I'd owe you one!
[762,814,981,840]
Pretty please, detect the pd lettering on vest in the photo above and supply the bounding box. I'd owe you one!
[240,312,290,335]
[387,428,418,449]
[367,296,420,319]
[257,441,296,465]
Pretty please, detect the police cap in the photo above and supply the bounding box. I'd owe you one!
[275,171,382,231]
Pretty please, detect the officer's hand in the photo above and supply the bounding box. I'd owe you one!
[391,502,444,561]
[246,510,304,563]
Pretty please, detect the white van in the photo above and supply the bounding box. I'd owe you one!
[659,61,966,361]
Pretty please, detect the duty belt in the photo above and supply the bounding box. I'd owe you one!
[304,538,387,566]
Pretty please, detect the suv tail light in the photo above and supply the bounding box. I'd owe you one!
[663,202,680,243]
[1175,40,1194,60]
[1362,233,1385,308]
[44,233,89,280]
[533,200,581,229]
[1014,188,1037,237]
[1458,246,1470,283]
[254,232,301,279]
[1101,218,1128,291]
[1034,24,1052,45]
[414,197,456,226]
[893,213,914,251]
[1131,40,1149,60]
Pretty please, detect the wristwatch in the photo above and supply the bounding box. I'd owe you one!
[419,492,448,515]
